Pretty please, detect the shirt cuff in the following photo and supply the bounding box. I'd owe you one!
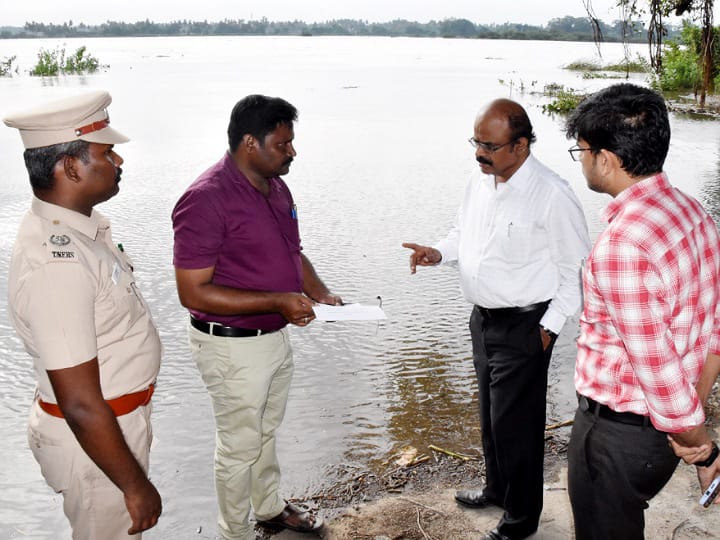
[433,243,456,265]
[654,405,706,433]
[539,305,566,336]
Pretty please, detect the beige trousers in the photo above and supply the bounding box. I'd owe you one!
[27,400,152,540]
[189,325,292,540]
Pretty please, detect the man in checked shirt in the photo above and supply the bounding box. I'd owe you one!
[565,83,720,539]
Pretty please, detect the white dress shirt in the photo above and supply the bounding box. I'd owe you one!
[435,154,590,334]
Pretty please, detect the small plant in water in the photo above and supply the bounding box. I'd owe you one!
[498,78,537,96]
[31,46,64,76]
[541,84,586,114]
[64,46,101,73]
[565,60,602,71]
[565,55,649,80]
[30,45,104,76]
[0,55,18,76]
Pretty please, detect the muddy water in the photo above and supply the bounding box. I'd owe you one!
[1,36,719,538]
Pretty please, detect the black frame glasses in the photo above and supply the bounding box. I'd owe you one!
[468,137,518,153]
[568,144,592,161]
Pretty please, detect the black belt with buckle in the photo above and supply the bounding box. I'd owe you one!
[579,394,652,428]
[190,315,276,338]
[475,300,549,319]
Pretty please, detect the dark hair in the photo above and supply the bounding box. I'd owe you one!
[23,140,91,191]
[565,83,669,176]
[227,94,298,152]
[508,108,536,145]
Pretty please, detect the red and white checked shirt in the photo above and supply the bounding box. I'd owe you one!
[575,173,720,432]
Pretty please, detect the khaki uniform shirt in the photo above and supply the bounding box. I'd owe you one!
[8,197,161,403]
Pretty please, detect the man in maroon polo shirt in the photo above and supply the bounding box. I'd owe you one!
[172,94,341,540]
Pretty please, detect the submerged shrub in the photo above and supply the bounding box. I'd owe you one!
[541,84,586,114]
[0,55,18,76]
[64,46,100,73]
[31,46,63,76]
[565,56,648,78]
[30,45,104,76]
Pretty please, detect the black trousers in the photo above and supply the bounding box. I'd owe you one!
[469,304,554,539]
[568,397,680,540]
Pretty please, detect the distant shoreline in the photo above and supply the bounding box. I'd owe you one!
[0,16,679,43]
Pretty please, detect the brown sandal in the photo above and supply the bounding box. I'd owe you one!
[257,502,324,533]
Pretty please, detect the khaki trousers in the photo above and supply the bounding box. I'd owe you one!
[189,325,292,540]
[27,400,152,540]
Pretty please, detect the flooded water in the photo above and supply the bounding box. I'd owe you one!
[1,35,720,538]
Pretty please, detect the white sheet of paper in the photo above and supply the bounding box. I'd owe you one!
[312,303,387,321]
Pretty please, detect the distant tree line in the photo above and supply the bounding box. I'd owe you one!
[0,16,681,42]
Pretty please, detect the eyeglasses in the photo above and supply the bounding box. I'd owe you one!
[568,144,592,161]
[468,137,517,153]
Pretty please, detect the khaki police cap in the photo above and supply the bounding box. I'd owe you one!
[2,89,129,149]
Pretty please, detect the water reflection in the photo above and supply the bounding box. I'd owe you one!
[384,341,479,458]
[699,153,720,225]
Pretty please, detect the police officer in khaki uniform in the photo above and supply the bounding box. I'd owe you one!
[3,90,162,539]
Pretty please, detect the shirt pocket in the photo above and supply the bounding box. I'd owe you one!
[107,264,145,328]
[500,219,537,264]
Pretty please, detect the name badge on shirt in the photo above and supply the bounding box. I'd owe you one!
[112,262,121,285]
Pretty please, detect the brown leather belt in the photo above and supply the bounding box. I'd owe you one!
[38,384,154,418]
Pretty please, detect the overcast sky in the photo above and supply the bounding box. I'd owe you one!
[3,0,701,27]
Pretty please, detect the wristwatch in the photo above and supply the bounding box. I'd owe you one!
[697,442,720,468]
[540,326,557,339]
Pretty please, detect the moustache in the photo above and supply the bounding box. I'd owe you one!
[115,167,123,182]
[476,156,493,166]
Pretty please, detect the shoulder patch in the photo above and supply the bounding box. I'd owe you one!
[37,221,79,264]
[49,234,71,246]
[43,238,78,263]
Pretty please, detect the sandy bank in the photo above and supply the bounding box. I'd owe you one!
[268,427,720,540]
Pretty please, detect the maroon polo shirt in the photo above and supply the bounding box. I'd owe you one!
[172,152,303,331]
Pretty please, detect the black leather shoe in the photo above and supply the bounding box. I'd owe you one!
[483,528,512,540]
[454,489,502,508]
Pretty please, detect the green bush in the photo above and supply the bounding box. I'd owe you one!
[30,45,103,76]
[64,46,100,73]
[658,21,719,92]
[30,46,63,75]
[541,84,586,114]
[660,38,701,91]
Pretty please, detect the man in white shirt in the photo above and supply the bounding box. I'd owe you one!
[403,98,590,540]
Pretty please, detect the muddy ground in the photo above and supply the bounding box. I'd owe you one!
[260,391,720,540]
